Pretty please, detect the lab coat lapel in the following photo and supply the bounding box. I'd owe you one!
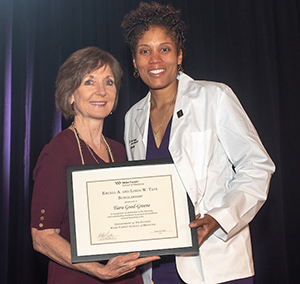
[169,74,199,205]
[170,73,196,142]
[134,92,151,158]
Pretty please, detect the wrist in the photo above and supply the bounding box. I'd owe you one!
[75,261,107,280]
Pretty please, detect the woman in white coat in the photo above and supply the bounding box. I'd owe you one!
[121,2,275,284]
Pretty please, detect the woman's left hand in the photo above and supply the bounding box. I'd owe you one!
[189,214,220,246]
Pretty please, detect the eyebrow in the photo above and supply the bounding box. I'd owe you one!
[84,74,114,80]
[137,42,173,48]
[160,42,173,45]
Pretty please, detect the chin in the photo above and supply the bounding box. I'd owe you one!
[146,80,166,88]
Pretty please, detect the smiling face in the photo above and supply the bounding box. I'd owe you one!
[70,65,116,122]
[133,26,182,93]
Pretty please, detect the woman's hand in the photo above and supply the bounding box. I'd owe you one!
[31,228,160,280]
[189,214,220,246]
[96,253,160,280]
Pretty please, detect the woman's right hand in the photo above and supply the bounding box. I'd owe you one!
[95,253,160,280]
[189,214,220,247]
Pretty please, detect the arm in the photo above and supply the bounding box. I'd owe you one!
[186,83,275,244]
[31,227,159,280]
[208,85,275,241]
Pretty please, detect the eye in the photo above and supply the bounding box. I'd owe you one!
[84,79,94,85]
[105,79,114,86]
[161,47,169,53]
[139,49,149,55]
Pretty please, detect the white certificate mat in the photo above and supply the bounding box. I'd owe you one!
[67,158,198,263]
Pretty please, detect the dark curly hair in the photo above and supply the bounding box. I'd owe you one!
[121,1,186,57]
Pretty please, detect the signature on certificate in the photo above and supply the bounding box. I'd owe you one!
[97,231,116,241]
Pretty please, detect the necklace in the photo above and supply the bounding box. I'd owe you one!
[151,91,177,141]
[71,122,115,165]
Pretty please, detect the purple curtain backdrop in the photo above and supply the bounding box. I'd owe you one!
[1,1,13,283]
[1,0,300,283]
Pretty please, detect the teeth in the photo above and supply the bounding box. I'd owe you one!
[149,69,165,74]
[91,102,106,106]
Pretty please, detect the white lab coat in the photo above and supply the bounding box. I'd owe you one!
[124,73,275,284]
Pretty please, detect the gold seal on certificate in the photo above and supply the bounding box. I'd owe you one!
[67,158,198,263]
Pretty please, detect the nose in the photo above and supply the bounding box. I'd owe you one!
[95,83,106,96]
[149,51,162,64]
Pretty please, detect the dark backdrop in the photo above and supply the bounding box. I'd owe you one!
[1,0,299,283]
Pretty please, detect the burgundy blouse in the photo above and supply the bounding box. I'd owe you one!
[31,129,143,284]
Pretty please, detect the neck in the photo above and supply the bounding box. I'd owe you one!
[150,80,178,109]
[71,117,104,147]
[71,120,114,164]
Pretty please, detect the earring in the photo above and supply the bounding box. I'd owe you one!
[177,64,184,73]
[133,67,140,78]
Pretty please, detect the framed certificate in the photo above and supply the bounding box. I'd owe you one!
[67,158,198,263]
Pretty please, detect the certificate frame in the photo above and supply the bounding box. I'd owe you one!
[67,158,198,263]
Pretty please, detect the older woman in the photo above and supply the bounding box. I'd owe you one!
[121,2,275,284]
[31,47,159,284]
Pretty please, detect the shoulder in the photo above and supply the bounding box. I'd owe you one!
[194,81,233,97]
[180,73,232,97]
[125,93,150,119]
[51,128,75,143]
[43,129,76,155]
[33,129,77,175]
[178,73,237,106]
